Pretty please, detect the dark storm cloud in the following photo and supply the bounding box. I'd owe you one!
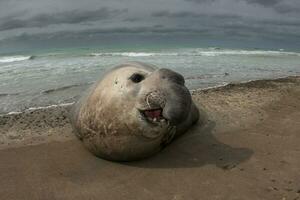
[151,10,204,18]
[0,0,300,43]
[0,26,213,44]
[273,3,300,14]
[63,26,211,35]
[151,10,239,19]
[243,0,280,7]
[150,8,300,39]
[0,7,127,31]
[184,0,216,4]
[242,0,300,14]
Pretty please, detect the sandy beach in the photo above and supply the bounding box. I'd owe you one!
[0,76,299,200]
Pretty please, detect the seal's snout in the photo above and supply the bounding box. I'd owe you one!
[138,90,167,124]
[145,90,166,109]
[140,68,190,126]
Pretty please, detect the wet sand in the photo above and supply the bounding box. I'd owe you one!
[0,76,299,200]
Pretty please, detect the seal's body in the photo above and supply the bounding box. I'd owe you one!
[70,62,199,161]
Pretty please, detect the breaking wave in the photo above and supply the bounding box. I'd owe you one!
[89,49,300,57]
[194,50,300,57]
[0,55,34,63]
[5,102,75,116]
[90,52,173,57]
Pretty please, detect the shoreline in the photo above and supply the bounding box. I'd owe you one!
[2,75,299,117]
[0,75,299,150]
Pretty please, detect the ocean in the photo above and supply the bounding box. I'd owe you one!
[0,47,300,114]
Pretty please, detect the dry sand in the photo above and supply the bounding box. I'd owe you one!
[0,76,299,200]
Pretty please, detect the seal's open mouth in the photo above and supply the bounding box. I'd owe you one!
[139,108,166,124]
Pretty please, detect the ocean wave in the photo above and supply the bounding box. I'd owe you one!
[90,52,155,57]
[90,52,177,57]
[89,50,300,57]
[4,102,75,116]
[184,50,300,57]
[185,73,229,80]
[195,50,300,57]
[41,82,92,94]
[0,55,34,63]
[0,92,20,97]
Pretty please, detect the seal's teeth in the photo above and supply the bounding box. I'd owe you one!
[153,118,157,122]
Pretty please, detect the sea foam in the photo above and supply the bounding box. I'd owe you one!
[0,55,34,63]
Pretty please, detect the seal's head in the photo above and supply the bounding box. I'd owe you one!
[70,62,199,161]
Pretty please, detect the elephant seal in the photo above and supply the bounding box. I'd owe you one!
[70,61,199,161]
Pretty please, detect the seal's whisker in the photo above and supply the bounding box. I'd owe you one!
[146,94,151,108]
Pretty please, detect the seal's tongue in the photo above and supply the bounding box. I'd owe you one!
[144,109,162,119]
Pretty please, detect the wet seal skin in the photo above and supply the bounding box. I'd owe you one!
[70,61,199,161]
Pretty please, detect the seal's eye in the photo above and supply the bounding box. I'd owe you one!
[129,73,145,83]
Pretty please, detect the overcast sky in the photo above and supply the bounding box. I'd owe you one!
[0,0,300,49]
